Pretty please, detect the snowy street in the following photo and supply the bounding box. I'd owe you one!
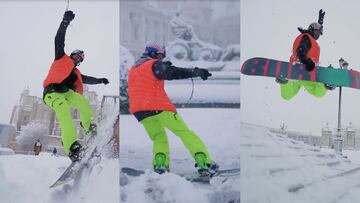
[0,153,119,203]
[0,103,120,203]
[120,108,240,203]
[241,123,360,203]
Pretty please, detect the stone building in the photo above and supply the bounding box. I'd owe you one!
[320,123,360,150]
[321,124,333,148]
[120,0,240,58]
[0,123,16,149]
[120,0,173,58]
[342,124,355,150]
[9,86,99,154]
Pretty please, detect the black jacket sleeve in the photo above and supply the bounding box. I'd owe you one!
[296,35,312,64]
[54,21,70,60]
[152,61,196,80]
[82,74,102,84]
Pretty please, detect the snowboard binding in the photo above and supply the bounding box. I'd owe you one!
[68,141,85,162]
[324,83,336,90]
[153,153,169,174]
[275,74,289,84]
[195,152,219,177]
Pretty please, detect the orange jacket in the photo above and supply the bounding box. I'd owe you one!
[289,33,320,65]
[128,59,177,114]
[73,68,83,94]
[43,55,84,94]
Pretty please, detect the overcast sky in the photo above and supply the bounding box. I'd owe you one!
[0,1,119,124]
[241,0,360,135]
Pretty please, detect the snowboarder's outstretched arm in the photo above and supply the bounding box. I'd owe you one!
[152,61,212,80]
[81,74,109,85]
[54,11,75,60]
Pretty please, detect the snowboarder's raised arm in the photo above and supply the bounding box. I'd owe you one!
[152,61,212,81]
[54,10,75,60]
[81,74,109,85]
[318,9,325,25]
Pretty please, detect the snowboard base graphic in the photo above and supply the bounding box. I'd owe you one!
[241,57,360,89]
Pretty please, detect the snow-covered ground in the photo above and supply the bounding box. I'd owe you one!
[0,103,120,203]
[120,108,240,203]
[0,153,119,203]
[241,122,360,203]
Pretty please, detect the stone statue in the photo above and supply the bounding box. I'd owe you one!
[167,13,240,63]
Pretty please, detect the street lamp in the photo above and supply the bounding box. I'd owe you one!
[334,58,348,155]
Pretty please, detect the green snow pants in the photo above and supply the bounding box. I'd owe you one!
[280,80,327,100]
[44,89,93,154]
[140,111,212,167]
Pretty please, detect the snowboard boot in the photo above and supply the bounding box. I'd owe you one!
[153,153,169,174]
[68,141,85,162]
[324,84,336,91]
[275,74,288,84]
[324,65,336,90]
[194,152,219,177]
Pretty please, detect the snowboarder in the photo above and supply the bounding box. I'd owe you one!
[42,10,109,162]
[128,43,218,176]
[34,139,42,156]
[276,9,335,100]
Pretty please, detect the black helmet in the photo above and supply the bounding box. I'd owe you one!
[70,49,85,66]
[308,22,323,35]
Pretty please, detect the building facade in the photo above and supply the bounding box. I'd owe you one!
[120,0,240,59]
[9,87,99,154]
[321,125,333,148]
[0,123,16,148]
[320,123,360,150]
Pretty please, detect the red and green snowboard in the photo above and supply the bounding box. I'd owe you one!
[241,57,360,89]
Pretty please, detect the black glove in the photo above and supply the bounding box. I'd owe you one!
[305,58,315,71]
[318,9,325,25]
[63,10,75,23]
[193,67,212,80]
[99,78,109,85]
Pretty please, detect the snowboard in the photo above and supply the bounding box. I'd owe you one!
[241,57,360,89]
[50,146,100,188]
[120,167,240,184]
[50,132,101,188]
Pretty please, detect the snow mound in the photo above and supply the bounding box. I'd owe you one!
[0,147,14,155]
[0,103,120,203]
[120,108,240,203]
[0,152,119,203]
[121,171,209,203]
[121,170,240,203]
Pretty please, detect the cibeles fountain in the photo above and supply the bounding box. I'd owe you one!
[166,13,240,71]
